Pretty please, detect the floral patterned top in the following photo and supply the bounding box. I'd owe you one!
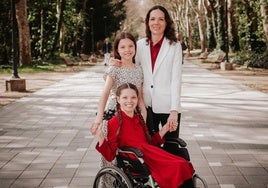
[104,64,143,110]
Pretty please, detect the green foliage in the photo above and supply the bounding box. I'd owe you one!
[0,0,12,66]
[230,51,251,65]
[237,0,266,53]
[0,62,67,74]
[207,23,217,51]
[216,1,226,51]
[28,1,57,59]
[62,0,84,54]
[231,51,268,69]
[247,52,268,69]
[82,0,127,54]
[0,0,267,68]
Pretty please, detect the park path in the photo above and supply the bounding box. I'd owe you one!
[0,60,267,187]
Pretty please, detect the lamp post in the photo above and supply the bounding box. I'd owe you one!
[90,7,94,53]
[6,0,26,92]
[11,0,19,78]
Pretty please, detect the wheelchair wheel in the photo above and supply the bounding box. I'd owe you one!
[93,166,133,188]
[193,174,208,188]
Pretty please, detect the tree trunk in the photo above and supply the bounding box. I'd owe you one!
[229,0,240,51]
[204,0,217,51]
[189,0,207,52]
[198,0,207,52]
[40,6,44,58]
[260,0,268,51]
[185,0,193,53]
[242,0,259,51]
[50,0,66,57]
[82,0,89,54]
[16,0,31,66]
[217,0,225,51]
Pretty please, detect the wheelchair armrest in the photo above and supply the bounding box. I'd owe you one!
[165,137,187,147]
[118,146,144,158]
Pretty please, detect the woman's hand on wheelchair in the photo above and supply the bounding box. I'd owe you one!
[167,111,178,131]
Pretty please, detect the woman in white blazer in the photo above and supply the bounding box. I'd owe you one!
[135,5,182,140]
[109,6,182,140]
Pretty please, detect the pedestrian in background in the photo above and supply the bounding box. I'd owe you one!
[177,33,187,64]
[102,37,112,66]
[177,33,187,51]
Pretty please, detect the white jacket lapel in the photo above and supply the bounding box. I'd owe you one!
[143,42,153,75]
[153,38,169,75]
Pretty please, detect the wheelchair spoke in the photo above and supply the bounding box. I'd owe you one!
[193,174,208,188]
[93,166,133,188]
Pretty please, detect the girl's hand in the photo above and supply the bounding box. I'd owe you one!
[109,58,122,67]
[167,111,178,132]
[89,122,100,135]
[96,123,105,146]
[159,123,169,138]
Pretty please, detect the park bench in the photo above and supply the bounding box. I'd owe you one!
[214,54,226,64]
[199,48,209,59]
[63,57,79,66]
[211,54,226,69]
[79,53,90,62]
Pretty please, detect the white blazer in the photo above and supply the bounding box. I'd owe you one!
[135,37,182,113]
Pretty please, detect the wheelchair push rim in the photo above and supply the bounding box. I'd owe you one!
[193,173,208,188]
[93,166,133,188]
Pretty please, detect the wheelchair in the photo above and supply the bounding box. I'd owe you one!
[93,137,208,188]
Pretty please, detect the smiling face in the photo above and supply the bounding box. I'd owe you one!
[117,38,136,62]
[148,9,166,37]
[117,87,138,116]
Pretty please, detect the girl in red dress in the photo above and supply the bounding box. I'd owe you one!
[96,83,195,188]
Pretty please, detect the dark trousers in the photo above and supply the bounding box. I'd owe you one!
[146,107,181,139]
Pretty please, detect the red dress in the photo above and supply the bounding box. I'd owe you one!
[96,111,195,188]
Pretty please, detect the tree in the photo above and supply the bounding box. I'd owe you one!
[0,0,11,66]
[204,0,217,51]
[241,0,264,52]
[229,0,240,52]
[16,0,31,66]
[260,0,268,51]
[80,0,127,54]
[189,0,207,52]
[50,0,66,57]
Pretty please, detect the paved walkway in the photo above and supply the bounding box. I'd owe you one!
[0,60,267,188]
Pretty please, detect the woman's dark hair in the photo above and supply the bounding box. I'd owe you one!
[115,83,151,142]
[113,32,137,63]
[145,5,177,44]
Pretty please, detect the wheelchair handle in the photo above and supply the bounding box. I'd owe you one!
[118,146,144,158]
[165,137,187,147]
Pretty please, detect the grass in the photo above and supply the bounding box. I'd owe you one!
[0,63,69,74]
[0,53,104,74]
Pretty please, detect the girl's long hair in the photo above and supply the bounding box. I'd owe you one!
[116,83,151,142]
[113,32,137,64]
